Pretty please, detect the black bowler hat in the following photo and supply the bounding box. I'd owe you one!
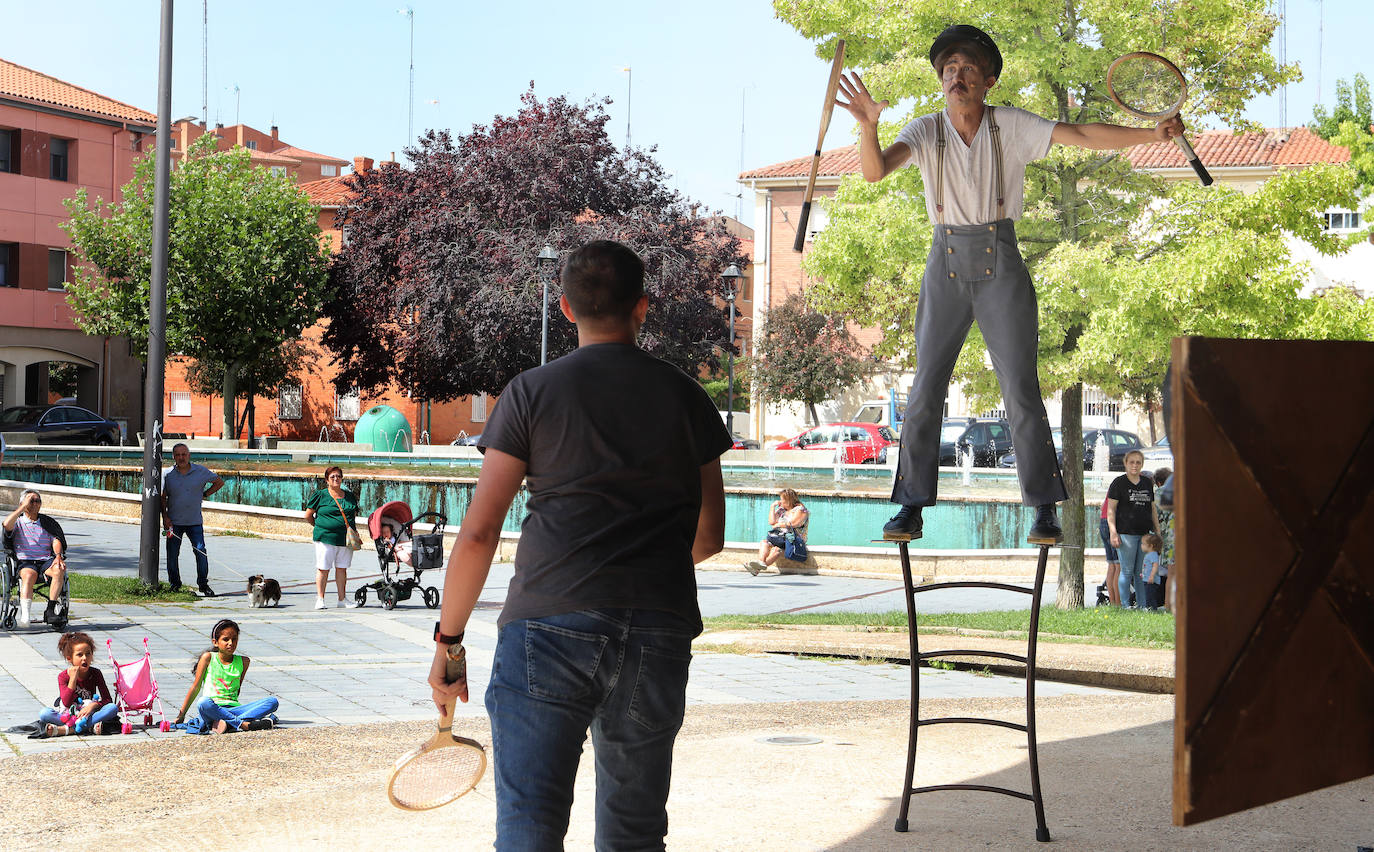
[929,24,1003,79]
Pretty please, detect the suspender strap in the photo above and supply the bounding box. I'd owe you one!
[988,105,1005,216]
[933,106,1006,224]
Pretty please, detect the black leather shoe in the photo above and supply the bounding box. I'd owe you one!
[1028,504,1063,544]
[882,505,923,541]
[168,584,183,593]
[198,585,217,598]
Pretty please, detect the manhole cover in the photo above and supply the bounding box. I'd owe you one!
[759,735,822,746]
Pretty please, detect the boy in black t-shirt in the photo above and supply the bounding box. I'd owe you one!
[427,240,731,850]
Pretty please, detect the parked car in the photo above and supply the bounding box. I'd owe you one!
[1142,436,1173,472]
[938,418,1014,467]
[998,427,1145,471]
[0,405,119,445]
[730,435,760,450]
[450,433,482,447]
[774,422,898,464]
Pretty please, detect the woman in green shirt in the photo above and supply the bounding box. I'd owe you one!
[304,465,362,610]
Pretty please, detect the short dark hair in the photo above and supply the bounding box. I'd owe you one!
[1152,467,1172,486]
[561,240,645,320]
[323,465,344,481]
[934,41,995,78]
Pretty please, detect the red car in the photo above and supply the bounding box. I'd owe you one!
[774,422,898,464]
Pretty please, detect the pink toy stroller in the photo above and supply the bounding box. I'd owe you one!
[106,637,171,734]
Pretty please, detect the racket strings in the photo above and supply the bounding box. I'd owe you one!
[1111,58,1184,117]
[390,743,485,810]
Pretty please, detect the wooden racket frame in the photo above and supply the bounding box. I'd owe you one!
[793,39,847,252]
[1106,51,1212,186]
[387,649,487,811]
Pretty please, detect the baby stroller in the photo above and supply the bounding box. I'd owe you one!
[107,637,171,733]
[356,501,446,611]
[1,523,70,632]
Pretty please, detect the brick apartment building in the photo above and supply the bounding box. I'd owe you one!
[0,57,154,436]
[739,127,1364,443]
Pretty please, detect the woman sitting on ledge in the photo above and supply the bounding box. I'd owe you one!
[746,488,809,576]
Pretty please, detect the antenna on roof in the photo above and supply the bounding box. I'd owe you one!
[201,0,208,127]
[1278,0,1287,128]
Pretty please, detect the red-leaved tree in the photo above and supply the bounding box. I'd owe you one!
[322,87,746,399]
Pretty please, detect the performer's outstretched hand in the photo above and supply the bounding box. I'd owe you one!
[1154,116,1185,142]
[836,72,889,126]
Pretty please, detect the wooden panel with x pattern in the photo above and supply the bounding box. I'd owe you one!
[1172,337,1374,825]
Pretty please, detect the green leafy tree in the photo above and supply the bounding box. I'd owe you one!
[701,355,751,412]
[62,134,331,439]
[1312,75,1374,201]
[777,0,1370,607]
[752,291,872,426]
[181,339,320,441]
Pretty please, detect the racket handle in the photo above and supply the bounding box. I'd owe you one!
[1173,135,1212,186]
[793,201,812,252]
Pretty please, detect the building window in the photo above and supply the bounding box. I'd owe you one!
[47,249,67,290]
[1322,209,1363,231]
[168,391,192,417]
[320,164,338,177]
[245,140,257,150]
[0,129,16,173]
[0,243,15,287]
[269,166,287,178]
[980,406,1008,419]
[1083,386,1121,422]
[335,386,360,421]
[277,382,302,420]
[50,138,70,181]
[804,206,830,242]
[471,392,488,423]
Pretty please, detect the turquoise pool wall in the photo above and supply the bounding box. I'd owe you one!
[7,463,1099,550]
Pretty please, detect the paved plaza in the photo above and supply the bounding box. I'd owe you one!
[3,517,1108,757]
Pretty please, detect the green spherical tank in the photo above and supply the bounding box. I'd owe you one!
[353,405,413,452]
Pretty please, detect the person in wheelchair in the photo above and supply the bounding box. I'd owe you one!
[3,489,69,628]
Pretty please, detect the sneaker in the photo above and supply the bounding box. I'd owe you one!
[336,598,348,609]
[17,601,31,628]
[314,597,327,610]
[1027,504,1063,544]
[745,560,766,576]
[241,718,274,732]
[882,505,923,540]
[169,584,183,593]
[197,584,217,598]
[43,599,57,623]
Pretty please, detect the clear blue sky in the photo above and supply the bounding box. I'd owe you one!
[4,1,1366,229]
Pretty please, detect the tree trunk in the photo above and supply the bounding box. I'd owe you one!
[807,402,819,426]
[246,376,256,449]
[221,361,240,442]
[1144,388,1157,444]
[1056,382,1086,609]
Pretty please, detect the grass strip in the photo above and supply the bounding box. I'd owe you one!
[67,573,199,604]
[702,606,1175,650]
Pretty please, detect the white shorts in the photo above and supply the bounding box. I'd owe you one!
[314,541,354,572]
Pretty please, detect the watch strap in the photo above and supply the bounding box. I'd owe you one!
[433,621,464,645]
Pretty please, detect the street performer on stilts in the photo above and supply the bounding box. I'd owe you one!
[834,24,1185,544]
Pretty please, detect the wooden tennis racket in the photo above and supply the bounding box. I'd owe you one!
[793,39,847,252]
[387,649,486,811]
[1107,51,1212,186]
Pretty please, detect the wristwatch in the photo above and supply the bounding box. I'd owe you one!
[434,622,464,646]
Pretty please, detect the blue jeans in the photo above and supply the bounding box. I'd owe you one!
[166,524,208,588]
[485,609,695,852]
[39,702,119,733]
[195,696,279,731]
[1117,534,1147,608]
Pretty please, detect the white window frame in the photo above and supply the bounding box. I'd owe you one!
[168,391,192,417]
[1083,386,1121,422]
[471,392,488,423]
[277,382,302,420]
[320,164,338,177]
[269,165,287,178]
[1322,208,1363,232]
[335,386,361,421]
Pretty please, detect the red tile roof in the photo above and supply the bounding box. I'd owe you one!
[272,145,348,165]
[244,148,301,166]
[740,146,861,180]
[300,175,355,206]
[741,127,1352,180]
[0,57,156,124]
[1126,126,1349,169]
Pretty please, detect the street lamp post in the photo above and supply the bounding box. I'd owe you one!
[537,244,558,365]
[721,264,743,438]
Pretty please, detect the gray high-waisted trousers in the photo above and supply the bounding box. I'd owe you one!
[891,219,1068,508]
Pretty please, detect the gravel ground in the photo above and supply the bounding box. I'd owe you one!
[4,693,1371,851]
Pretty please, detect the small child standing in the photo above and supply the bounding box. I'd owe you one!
[175,619,278,733]
[41,631,119,737]
[1142,533,1166,611]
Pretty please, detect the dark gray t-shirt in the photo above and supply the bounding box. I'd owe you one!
[479,343,732,634]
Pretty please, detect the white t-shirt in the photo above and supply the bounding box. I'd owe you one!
[894,106,1057,225]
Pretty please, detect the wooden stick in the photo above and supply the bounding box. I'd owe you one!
[793,39,847,253]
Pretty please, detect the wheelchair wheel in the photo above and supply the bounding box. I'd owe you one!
[423,586,440,609]
[0,564,13,629]
[379,585,397,611]
[353,587,368,607]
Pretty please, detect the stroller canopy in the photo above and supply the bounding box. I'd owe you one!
[368,501,414,540]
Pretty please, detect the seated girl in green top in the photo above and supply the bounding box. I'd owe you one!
[175,619,278,734]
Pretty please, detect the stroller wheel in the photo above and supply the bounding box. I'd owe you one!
[160,720,171,732]
[121,722,133,735]
[424,586,440,609]
[380,585,397,611]
[145,714,153,726]
[354,588,368,607]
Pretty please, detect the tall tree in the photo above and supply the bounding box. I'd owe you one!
[777,0,1370,607]
[322,88,745,399]
[63,134,330,439]
[1312,74,1374,193]
[752,291,873,426]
